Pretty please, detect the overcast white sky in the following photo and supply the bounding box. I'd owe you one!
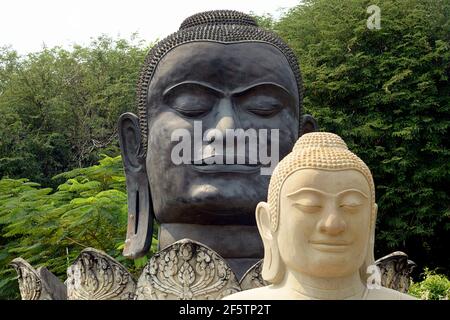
[0,0,301,55]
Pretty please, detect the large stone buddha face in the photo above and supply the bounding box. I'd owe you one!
[146,41,300,225]
[277,169,372,278]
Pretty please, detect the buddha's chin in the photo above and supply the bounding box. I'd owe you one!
[301,257,361,278]
[298,265,358,279]
[153,184,259,225]
[189,183,221,198]
[188,184,260,214]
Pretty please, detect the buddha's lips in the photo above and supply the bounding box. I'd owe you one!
[192,154,259,165]
[191,160,260,166]
[309,240,352,246]
[190,154,264,173]
[191,163,261,173]
[191,155,261,166]
[309,240,352,252]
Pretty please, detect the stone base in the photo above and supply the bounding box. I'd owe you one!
[226,258,262,280]
[12,244,416,300]
[159,223,264,279]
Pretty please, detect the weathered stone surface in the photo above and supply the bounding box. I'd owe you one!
[159,223,263,279]
[66,248,136,300]
[12,248,417,299]
[10,258,42,300]
[239,259,268,290]
[227,258,262,280]
[39,267,67,300]
[375,251,416,293]
[118,10,312,267]
[10,258,66,300]
[224,133,416,300]
[238,252,417,293]
[136,239,241,300]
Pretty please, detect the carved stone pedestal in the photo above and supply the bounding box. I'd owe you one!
[239,259,268,290]
[66,248,136,300]
[10,258,66,300]
[12,244,416,300]
[375,251,416,293]
[136,239,241,300]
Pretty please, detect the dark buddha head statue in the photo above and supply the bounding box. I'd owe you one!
[118,10,317,260]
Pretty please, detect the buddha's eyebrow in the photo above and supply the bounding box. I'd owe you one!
[287,188,369,199]
[231,82,293,97]
[163,81,224,97]
[337,189,369,199]
[287,188,327,198]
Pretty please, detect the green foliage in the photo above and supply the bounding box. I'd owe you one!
[0,36,150,186]
[0,155,157,299]
[250,12,276,30]
[273,0,450,275]
[0,1,448,299]
[409,268,450,300]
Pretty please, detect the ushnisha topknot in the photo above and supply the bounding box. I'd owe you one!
[293,131,348,151]
[136,10,303,154]
[267,132,376,232]
[180,10,258,29]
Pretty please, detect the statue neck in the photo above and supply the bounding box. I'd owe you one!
[276,269,367,300]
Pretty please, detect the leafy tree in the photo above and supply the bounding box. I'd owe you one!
[0,155,158,299]
[250,12,276,30]
[0,36,150,187]
[0,46,19,94]
[409,268,450,300]
[273,0,449,275]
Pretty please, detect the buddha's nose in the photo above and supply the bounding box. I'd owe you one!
[214,98,239,133]
[318,211,346,236]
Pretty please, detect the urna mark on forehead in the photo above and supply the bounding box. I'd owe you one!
[146,41,299,104]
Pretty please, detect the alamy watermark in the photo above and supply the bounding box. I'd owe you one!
[367,5,381,30]
[170,121,279,175]
[366,264,382,289]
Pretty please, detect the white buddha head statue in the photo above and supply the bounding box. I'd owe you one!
[257,132,377,285]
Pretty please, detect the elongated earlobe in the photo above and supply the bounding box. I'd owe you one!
[255,202,285,284]
[300,114,318,136]
[118,112,154,259]
[360,203,378,282]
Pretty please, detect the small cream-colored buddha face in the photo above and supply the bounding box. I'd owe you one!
[277,168,372,278]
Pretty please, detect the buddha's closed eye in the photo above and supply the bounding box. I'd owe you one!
[170,94,216,118]
[245,100,283,117]
[338,192,366,212]
[339,202,363,213]
[173,105,211,117]
[164,82,219,118]
[293,201,322,213]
